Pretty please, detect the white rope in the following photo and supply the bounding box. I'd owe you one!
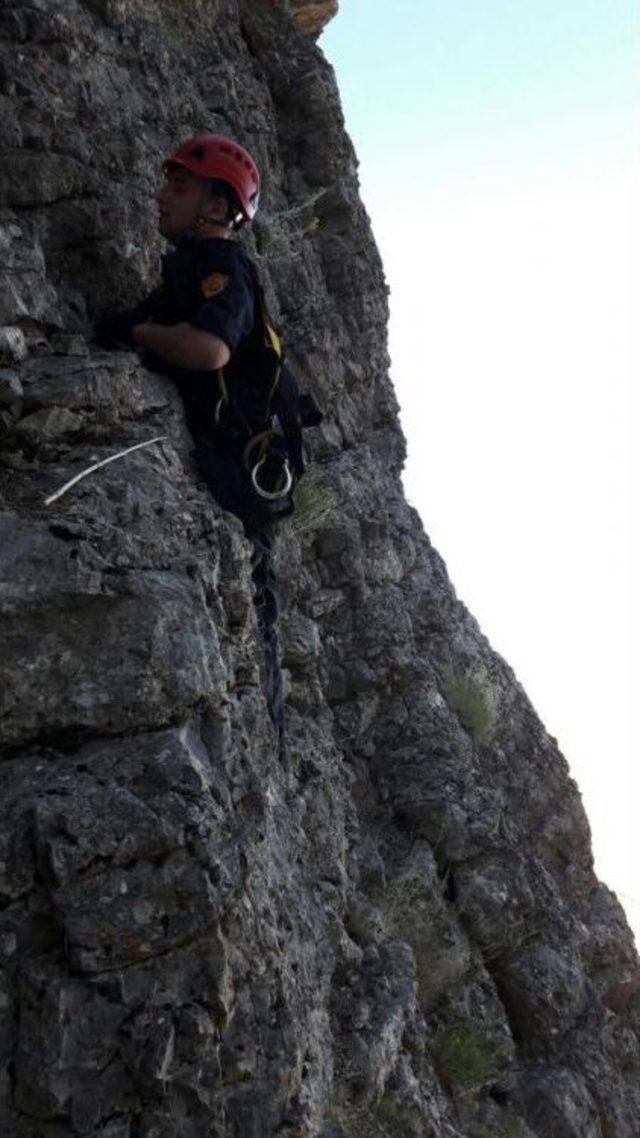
[44,435,167,507]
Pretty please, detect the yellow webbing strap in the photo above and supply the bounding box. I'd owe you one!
[262,313,283,409]
[243,429,273,472]
[263,312,282,358]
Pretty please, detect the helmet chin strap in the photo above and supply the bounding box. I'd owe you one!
[178,183,240,243]
[170,183,245,245]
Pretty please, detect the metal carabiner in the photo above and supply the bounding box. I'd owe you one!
[251,456,293,501]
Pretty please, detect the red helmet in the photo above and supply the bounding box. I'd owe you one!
[163,133,260,222]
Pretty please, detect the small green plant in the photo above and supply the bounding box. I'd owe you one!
[256,189,328,262]
[374,1095,425,1134]
[267,187,328,223]
[386,905,468,1008]
[501,1111,531,1138]
[442,664,499,746]
[289,473,337,536]
[434,1019,503,1094]
[413,923,468,1008]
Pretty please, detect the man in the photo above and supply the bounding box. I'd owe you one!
[132,134,257,375]
[96,132,288,753]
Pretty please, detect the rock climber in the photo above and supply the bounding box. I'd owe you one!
[95,133,298,755]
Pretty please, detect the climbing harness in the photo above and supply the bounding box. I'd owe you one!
[210,262,322,522]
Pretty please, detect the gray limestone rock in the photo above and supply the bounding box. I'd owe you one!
[0,2,637,1137]
[0,324,27,363]
[0,368,23,403]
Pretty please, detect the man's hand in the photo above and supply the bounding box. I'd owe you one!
[93,309,140,350]
[132,322,230,371]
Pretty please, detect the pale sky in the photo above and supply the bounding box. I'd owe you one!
[321,1,639,937]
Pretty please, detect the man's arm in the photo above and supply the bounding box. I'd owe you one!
[93,288,166,350]
[131,322,231,371]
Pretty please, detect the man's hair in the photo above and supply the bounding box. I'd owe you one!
[206,178,245,229]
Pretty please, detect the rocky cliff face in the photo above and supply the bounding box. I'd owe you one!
[0,2,638,1136]
[291,0,339,38]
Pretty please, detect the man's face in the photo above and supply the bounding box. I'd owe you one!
[157,168,226,242]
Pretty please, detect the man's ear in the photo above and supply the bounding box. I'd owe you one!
[206,195,230,224]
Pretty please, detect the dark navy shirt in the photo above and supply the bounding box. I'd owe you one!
[148,236,256,354]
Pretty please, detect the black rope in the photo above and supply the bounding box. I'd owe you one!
[249,528,287,760]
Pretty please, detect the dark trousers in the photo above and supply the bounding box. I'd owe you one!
[171,372,287,755]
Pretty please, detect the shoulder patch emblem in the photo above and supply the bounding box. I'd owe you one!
[201,271,230,299]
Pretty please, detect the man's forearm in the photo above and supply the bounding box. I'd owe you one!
[132,322,230,370]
